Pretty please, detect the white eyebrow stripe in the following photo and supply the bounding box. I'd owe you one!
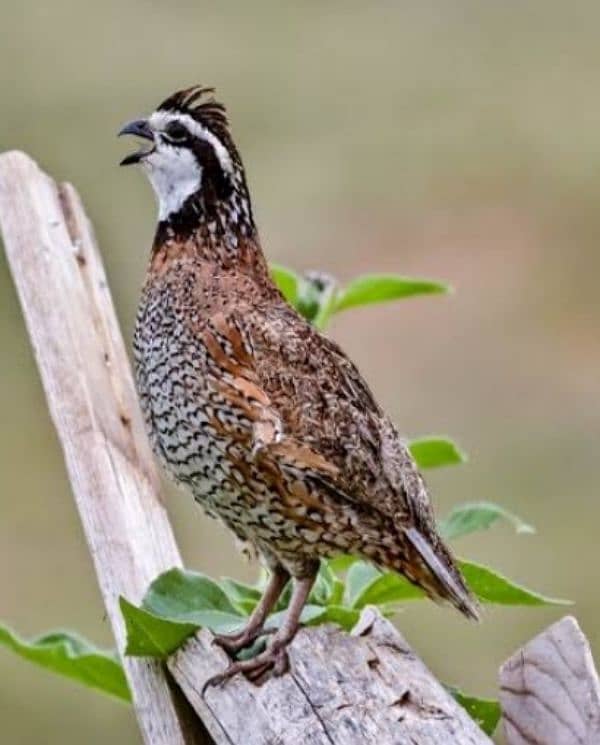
[150,110,234,175]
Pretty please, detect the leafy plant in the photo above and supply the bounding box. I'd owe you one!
[449,687,502,736]
[118,542,568,663]
[270,265,450,329]
[408,436,467,469]
[1,266,569,736]
[441,501,535,540]
[0,624,130,702]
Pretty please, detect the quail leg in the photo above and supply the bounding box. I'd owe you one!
[212,565,289,655]
[204,573,316,690]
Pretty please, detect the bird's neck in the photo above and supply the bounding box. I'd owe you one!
[151,186,270,278]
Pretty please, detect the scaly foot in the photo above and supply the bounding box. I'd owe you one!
[203,635,291,691]
[203,574,315,692]
[212,624,275,656]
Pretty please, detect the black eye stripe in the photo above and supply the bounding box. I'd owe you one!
[164,121,188,142]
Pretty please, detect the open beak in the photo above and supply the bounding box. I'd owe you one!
[118,119,154,165]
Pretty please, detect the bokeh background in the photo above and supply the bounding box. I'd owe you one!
[1,1,599,742]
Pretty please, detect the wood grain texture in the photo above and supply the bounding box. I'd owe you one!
[0,151,208,745]
[500,615,600,745]
[169,606,491,745]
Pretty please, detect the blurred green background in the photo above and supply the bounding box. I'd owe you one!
[1,1,599,742]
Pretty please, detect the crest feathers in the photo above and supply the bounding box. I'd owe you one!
[158,85,230,133]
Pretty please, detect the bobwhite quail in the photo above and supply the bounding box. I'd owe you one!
[119,86,478,685]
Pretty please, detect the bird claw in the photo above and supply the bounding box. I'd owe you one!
[202,641,290,693]
[212,625,276,655]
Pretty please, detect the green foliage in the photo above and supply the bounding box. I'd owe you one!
[0,262,569,737]
[270,265,449,329]
[344,561,382,606]
[409,436,467,468]
[269,264,300,306]
[0,623,130,702]
[142,567,245,628]
[121,568,248,658]
[459,561,571,607]
[119,553,567,659]
[219,577,262,615]
[347,566,425,607]
[441,501,535,541]
[325,555,567,612]
[334,274,449,313]
[120,599,199,658]
[449,687,502,736]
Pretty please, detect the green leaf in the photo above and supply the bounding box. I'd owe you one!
[322,605,360,631]
[120,598,199,658]
[268,604,360,633]
[441,502,535,541]
[459,560,571,606]
[336,558,569,611]
[329,578,345,606]
[0,622,130,701]
[409,437,467,469]
[315,605,361,631]
[270,263,300,306]
[142,567,243,623]
[121,568,247,658]
[266,604,327,631]
[344,561,382,606]
[326,554,360,574]
[219,578,261,615]
[310,560,338,606]
[449,687,501,736]
[351,570,425,609]
[334,274,449,314]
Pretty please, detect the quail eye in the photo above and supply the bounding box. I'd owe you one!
[164,121,188,142]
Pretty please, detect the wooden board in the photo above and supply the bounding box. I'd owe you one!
[500,615,600,744]
[169,607,492,745]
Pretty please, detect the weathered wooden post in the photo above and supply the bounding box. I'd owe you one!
[0,151,208,745]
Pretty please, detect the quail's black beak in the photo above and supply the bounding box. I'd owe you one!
[118,119,154,166]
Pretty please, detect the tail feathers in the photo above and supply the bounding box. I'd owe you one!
[404,527,480,621]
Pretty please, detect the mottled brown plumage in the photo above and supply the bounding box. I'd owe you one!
[120,86,478,684]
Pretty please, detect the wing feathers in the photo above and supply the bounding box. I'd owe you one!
[404,527,479,620]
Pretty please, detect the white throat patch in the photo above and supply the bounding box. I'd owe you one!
[142,143,202,221]
[140,110,235,221]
